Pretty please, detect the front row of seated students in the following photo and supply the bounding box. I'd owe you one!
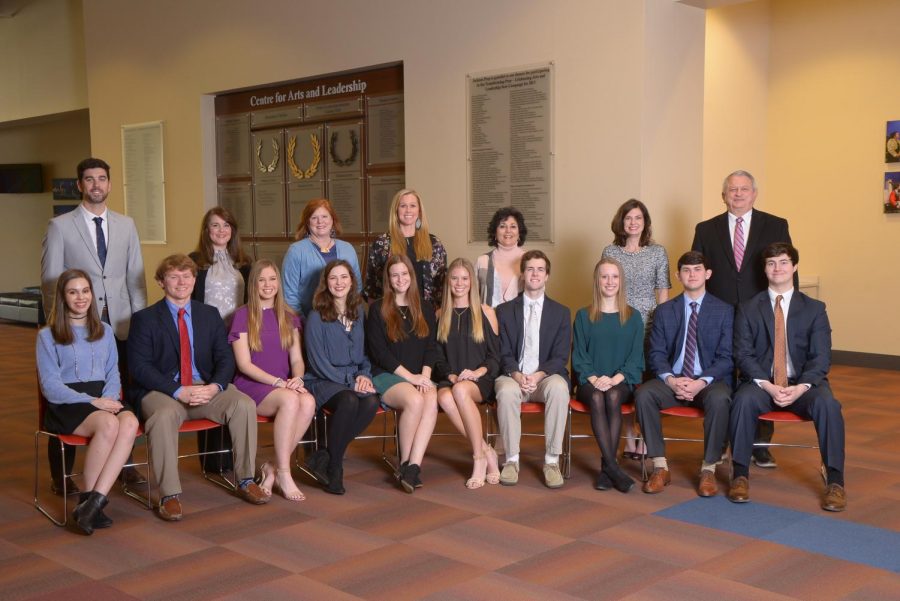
[37,241,847,533]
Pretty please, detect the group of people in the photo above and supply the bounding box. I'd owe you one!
[38,158,848,536]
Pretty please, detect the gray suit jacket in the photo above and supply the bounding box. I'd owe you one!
[41,206,147,339]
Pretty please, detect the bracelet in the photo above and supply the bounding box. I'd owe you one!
[273,378,283,387]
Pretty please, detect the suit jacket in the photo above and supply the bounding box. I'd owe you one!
[128,299,236,404]
[733,290,831,387]
[41,207,147,339]
[496,293,571,386]
[647,292,734,384]
[691,210,794,306]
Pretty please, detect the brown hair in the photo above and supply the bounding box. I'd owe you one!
[381,254,429,342]
[589,257,632,325]
[611,199,653,247]
[47,269,105,344]
[245,259,295,352]
[193,206,250,269]
[311,259,365,322]
[437,258,485,344]
[520,249,551,275]
[294,198,343,240]
[155,254,198,282]
[388,189,433,261]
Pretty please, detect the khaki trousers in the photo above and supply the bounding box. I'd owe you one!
[141,384,257,497]
[494,374,569,457]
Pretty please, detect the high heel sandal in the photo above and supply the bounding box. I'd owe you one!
[485,445,501,485]
[274,468,306,501]
[257,462,275,497]
[466,454,488,489]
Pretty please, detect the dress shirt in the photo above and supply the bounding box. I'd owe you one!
[753,287,810,389]
[164,299,207,398]
[661,293,712,383]
[80,204,109,255]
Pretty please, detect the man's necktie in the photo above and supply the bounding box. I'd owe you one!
[682,302,699,378]
[733,216,745,271]
[773,295,788,387]
[93,216,107,267]
[178,308,193,386]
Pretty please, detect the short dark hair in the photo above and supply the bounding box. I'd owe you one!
[520,249,550,275]
[77,158,110,180]
[677,250,708,270]
[611,199,652,247]
[761,242,799,265]
[155,254,198,281]
[487,207,528,247]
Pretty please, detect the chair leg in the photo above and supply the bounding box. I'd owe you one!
[34,432,68,527]
[564,407,572,479]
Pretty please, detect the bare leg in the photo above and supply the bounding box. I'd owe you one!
[73,410,139,496]
[258,388,315,501]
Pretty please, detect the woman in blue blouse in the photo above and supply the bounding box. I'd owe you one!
[572,257,644,493]
[302,260,379,494]
[282,198,362,316]
[37,269,139,534]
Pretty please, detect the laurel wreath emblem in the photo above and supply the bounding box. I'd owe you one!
[287,134,322,180]
[329,130,359,167]
[255,138,279,173]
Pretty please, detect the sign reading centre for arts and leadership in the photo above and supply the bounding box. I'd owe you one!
[467,64,554,243]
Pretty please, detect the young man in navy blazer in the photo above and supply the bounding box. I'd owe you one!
[635,251,733,497]
[129,254,268,521]
[728,243,846,512]
[494,250,572,488]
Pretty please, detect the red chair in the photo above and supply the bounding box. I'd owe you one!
[756,411,819,449]
[565,399,636,479]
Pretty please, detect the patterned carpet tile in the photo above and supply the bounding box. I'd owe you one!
[0,552,89,601]
[23,579,143,601]
[216,573,365,600]
[420,571,585,600]
[618,569,798,601]
[328,496,477,540]
[174,499,312,545]
[491,493,643,539]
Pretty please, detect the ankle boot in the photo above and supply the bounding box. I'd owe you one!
[608,463,635,493]
[72,491,109,535]
[324,465,345,495]
[76,491,113,529]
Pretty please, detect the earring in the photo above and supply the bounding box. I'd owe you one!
[330,228,336,238]
[415,218,422,230]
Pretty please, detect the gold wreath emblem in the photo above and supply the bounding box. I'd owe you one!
[287,134,321,180]
[255,138,279,173]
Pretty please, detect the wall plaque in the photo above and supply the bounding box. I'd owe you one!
[467,64,554,243]
[305,97,363,120]
[367,174,405,233]
[285,125,324,183]
[217,182,253,233]
[251,106,303,128]
[366,94,404,166]
[252,241,292,266]
[253,180,286,236]
[122,120,166,244]
[327,122,363,179]
[288,181,326,231]
[328,177,364,234]
[216,113,251,177]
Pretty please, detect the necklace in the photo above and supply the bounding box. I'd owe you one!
[71,328,96,382]
[337,312,353,332]
[453,306,468,333]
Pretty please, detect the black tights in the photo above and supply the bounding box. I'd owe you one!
[323,390,379,469]
[577,382,631,465]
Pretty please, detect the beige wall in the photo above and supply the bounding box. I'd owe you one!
[0,110,92,291]
[705,0,899,354]
[0,0,87,122]
[80,0,705,308]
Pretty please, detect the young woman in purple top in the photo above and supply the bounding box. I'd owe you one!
[230,259,316,501]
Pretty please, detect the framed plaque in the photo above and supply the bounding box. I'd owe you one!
[252,241,292,266]
[367,174,405,233]
[253,180,286,236]
[326,122,363,179]
[366,94,404,166]
[217,182,253,233]
[216,113,251,177]
[467,64,554,243]
[327,177,364,234]
[251,105,302,129]
[305,97,363,121]
[285,125,325,183]
[288,181,326,231]
[122,120,166,244]
[251,131,284,184]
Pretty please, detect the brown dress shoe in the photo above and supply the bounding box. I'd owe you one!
[697,470,718,497]
[821,483,847,512]
[236,481,271,505]
[158,496,183,521]
[642,468,671,494]
[727,476,750,503]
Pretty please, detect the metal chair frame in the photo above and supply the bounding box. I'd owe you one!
[565,398,638,479]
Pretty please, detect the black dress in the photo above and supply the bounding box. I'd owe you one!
[434,307,500,402]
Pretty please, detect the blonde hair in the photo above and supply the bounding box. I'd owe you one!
[437,258,485,343]
[388,188,433,261]
[590,257,632,325]
[246,259,295,352]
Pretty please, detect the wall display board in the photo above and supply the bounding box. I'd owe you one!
[467,64,554,243]
[214,64,405,277]
[122,120,166,243]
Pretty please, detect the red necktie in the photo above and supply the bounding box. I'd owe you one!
[178,308,193,386]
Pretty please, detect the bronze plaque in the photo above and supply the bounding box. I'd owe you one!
[253,241,292,266]
[367,174,405,233]
[251,131,284,183]
[251,105,302,128]
[366,94,404,166]
[216,113,251,177]
[304,97,363,120]
[252,180,286,236]
[288,180,326,232]
[217,182,253,233]
[327,177,363,234]
[326,122,363,179]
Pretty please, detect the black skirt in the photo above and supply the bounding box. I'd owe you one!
[43,381,134,435]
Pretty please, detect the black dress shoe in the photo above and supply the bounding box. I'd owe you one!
[51,477,80,496]
[72,491,108,535]
[324,465,345,495]
[752,448,777,468]
[398,463,419,494]
[305,449,331,486]
[594,470,613,491]
[608,464,635,493]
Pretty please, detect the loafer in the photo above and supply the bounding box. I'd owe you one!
[752,449,777,468]
[697,470,718,497]
[158,496,183,521]
[499,461,519,486]
[543,463,564,489]
[727,476,750,503]
[642,468,671,494]
[821,483,847,512]
[236,481,271,505]
[50,476,80,496]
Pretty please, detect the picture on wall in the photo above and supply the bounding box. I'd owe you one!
[884,172,900,213]
[886,120,900,162]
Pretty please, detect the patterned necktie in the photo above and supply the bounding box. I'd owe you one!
[521,302,539,374]
[773,295,788,387]
[682,302,698,378]
[93,216,107,267]
[178,308,193,386]
[733,216,745,271]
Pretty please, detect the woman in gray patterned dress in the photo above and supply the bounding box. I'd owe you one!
[601,199,671,458]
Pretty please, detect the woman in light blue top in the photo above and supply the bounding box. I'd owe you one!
[37,269,139,535]
[282,198,361,316]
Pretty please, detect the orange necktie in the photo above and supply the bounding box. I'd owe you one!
[773,295,788,387]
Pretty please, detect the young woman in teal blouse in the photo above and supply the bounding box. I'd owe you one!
[572,257,644,493]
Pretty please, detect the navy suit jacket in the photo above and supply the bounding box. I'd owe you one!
[733,290,831,387]
[648,292,734,384]
[128,299,236,405]
[496,293,571,386]
[692,210,795,306]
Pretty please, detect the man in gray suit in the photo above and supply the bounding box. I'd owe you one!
[41,157,147,494]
